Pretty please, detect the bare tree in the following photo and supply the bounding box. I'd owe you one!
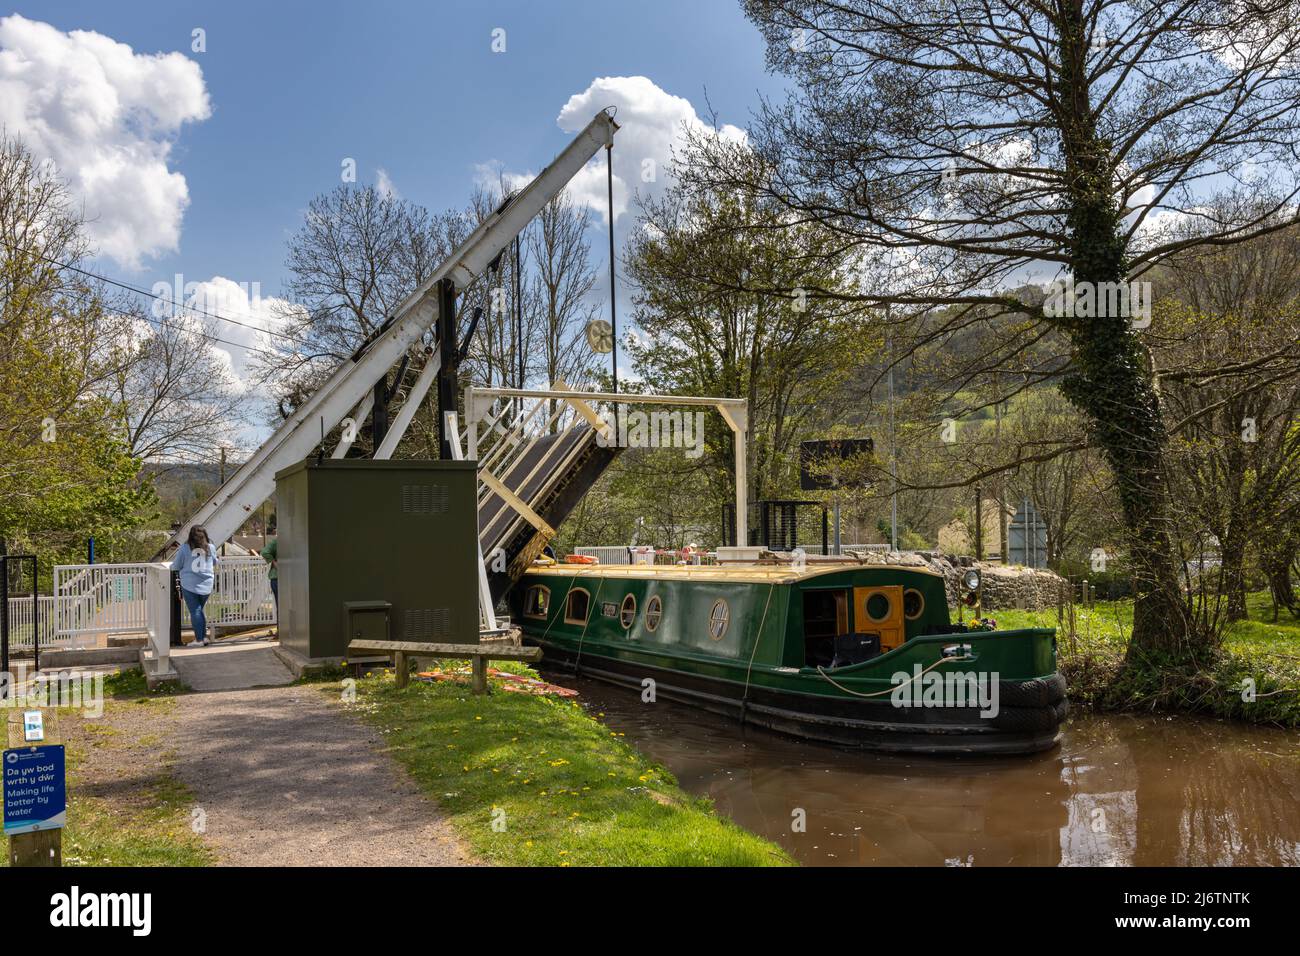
[107,305,248,468]
[529,191,603,390]
[267,183,468,452]
[1153,211,1300,619]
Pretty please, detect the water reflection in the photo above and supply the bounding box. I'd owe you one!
[554,672,1300,866]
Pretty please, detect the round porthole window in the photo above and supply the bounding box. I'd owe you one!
[866,592,892,622]
[707,599,730,641]
[645,595,663,632]
[620,593,637,629]
[904,588,925,620]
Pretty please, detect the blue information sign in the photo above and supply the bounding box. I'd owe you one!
[3,745,67,834]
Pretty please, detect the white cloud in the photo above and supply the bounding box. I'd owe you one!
[478,77,745,230]
[151,274,303,393]
[474,160,535,197]
[376,167,398,199]
[553,76,745,225]
[0,14,211,269]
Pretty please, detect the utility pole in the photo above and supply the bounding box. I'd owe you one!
[515,235,524,390]
[886,308,898,552]
[974,485,984,561]
[606,144,619,434]
[995,372,1008,563]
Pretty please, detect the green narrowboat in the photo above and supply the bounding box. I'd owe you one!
[511,561,1067,755]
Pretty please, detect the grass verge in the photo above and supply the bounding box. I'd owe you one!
[3,668,212,867]
[339,665,793,866]
[994,590,1300,727]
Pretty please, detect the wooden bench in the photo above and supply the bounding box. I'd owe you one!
[346,639,542,694]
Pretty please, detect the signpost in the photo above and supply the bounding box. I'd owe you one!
[800,438,874,555]
[5,707,64,866]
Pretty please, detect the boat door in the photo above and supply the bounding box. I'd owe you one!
[853,586,905,651]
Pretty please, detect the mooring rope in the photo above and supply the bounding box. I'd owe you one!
[739,582,778,715]
[573,573,608,676]
[815,654,976,699]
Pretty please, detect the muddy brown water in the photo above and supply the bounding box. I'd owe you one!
[553,672,1300,866]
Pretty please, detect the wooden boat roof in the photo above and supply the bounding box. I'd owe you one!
[523,561,945,585]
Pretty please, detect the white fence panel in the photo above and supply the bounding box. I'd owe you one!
[4,595,58,651]
[180,556,276,630]
[574,546,631,565]
[53,563,151,646]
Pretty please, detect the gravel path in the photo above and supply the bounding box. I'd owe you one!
[166,683,474,866]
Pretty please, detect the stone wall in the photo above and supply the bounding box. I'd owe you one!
[841,549,1066,611]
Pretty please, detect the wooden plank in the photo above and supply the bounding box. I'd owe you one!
[479,470,556,537]
[346,640,541,660]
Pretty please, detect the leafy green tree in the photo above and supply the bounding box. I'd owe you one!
[623,145,871,540]
[0,135,154,579]
[685,0,1300,659]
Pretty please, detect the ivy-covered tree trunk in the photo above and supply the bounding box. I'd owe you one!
[1056,23,1197,658]
[1062,313,1194,657]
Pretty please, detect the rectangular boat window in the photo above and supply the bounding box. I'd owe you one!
[524,585,550,619]
[564,588,591,624]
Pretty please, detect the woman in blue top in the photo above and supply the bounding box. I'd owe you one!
[171,525,219,647]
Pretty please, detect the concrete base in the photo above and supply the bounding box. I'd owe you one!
[42,646,142,668]
[108,635,148,648]
[144,665,181,691]
[272,644,347,680]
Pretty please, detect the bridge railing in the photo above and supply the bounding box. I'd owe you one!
[52,563,152,647]
[21,557,278,649]
[181,556,275,630]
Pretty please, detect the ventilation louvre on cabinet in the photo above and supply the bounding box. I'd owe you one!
[404,607,451,639]
[401,483,449,514]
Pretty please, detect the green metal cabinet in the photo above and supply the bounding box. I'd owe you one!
[274,459,479,661]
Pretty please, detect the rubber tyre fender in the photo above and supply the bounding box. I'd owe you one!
[997,673,1067,708]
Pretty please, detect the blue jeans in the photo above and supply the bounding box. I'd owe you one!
[182,588,211,643]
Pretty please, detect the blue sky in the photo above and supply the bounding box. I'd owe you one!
[6,1,783,307]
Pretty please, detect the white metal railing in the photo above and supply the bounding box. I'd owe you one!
[575,546,632,565]
[469,388,593,521]
[4,595,58,651]
[53,563,151,646]
[180,556,276,630]
[466,385,751,561]
[29,557,276,649]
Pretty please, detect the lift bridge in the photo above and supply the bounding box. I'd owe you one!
[163,109,749,637]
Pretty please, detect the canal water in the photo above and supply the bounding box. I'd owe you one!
[556,673,1300,866]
